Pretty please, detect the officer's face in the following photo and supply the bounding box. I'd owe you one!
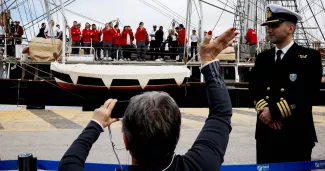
[267,22,294,44]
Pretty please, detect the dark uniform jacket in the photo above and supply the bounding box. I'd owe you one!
[58,60,233,171]
[249,42,322,144]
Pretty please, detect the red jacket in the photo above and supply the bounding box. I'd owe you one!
[135,27,148,41]
[91,29,101,42]
[102,28,114,42]
[121,29,134,46]
[71,26,81,41]
[82,28,93,43]
[245,28,257,45]
[112,29,121,45]
[14,25,24,37]
[177,28,187,44]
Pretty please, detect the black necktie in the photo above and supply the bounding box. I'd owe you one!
[276,50,283,64]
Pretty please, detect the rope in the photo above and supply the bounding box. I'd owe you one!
[15,0,28,41]
[212,0,229,32]
[11,60,85,99]
[31,0,40,30]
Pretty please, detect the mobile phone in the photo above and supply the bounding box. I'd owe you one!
[111,101,129,118]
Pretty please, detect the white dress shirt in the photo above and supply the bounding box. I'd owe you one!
[275,40,294,61]
[191,34,199,43]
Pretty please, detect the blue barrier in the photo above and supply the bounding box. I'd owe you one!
[1,159,325,171]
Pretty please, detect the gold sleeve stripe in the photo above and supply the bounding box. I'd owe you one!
[277,102,285,118]
[259,102,268,109]
[256,99,265,108]
[283,100,292,116]
[280,101,289,117]
[257,101,267,109]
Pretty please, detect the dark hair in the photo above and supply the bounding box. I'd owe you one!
[122,91,181,167]
[114,24,118,28]
[139,22,144,25]
[179,24,184,28]
[92,24,96,26]
[123,26,127,30]
[41,23,45,27]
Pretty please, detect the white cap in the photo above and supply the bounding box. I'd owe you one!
[261,4,302,26]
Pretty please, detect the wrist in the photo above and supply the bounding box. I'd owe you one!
[91,119,105,132]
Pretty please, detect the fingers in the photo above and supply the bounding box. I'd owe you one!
[202,30,212,45]
[110,118,120,124]
[215,27,236,43]
[103,99,113,109]
[107,99,118,113]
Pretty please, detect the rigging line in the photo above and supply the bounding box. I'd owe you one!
[0,0,10,7]
[15,0,29,41]
[7,0,18,9]
[139,0,187,25]
[38,0,46,22]
[13,62,85,99]
[299,0,318,12]
[192,0,201,19]
[23,0,74,29]
[306,0,325,41]
[212,0,236,11]
[200,0,259,24]
[212,0,229,32]
[151,0,187,22]
[27,0,38,34]
[22,1,35,38]
[143,0,184,23]
[149,0,199,28]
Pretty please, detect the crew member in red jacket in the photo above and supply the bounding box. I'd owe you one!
[245,28,258,62]
[13,20,24,44]
[91,24,102,60]
[121,26,134,61]
[135,22,148,61]
[112,24,122,61]
[177,24,187,62]
[70,21,81,54]
[102,22,114,60]
[82,22,93,55]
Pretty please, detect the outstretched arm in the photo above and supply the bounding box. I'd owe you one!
[184,28,237,171]
[58,99,119,171]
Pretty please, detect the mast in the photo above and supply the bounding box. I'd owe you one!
[59,0,66,64]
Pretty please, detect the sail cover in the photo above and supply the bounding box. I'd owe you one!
[50,62,191,89]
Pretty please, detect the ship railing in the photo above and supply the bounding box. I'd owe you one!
[65,46,95,62]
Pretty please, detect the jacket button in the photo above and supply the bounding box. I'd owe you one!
[267,87,270,91]
[280,98,284,101]
[266,96,269,100]
[281,88,285,92]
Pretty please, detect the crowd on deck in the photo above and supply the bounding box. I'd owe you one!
[36,20,204,62]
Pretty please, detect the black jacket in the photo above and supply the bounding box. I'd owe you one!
[249,42,322,144]
[155,29,164,44]
[58,60,233,171]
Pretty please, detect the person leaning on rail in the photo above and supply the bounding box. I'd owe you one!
[58,28,238,171]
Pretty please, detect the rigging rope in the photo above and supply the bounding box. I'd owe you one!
[26,0,37,35]
[192,0,201,19]
[212,0,229,32]
[153,0,199,28]
[15,0,29,41]
[38,0,46,23]
[21,0,34,38]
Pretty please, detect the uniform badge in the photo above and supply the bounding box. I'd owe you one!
[299,55,308,58]
[289,74,297,82]
[266,7,272,19]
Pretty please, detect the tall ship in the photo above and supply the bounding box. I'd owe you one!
[0,0,324,109]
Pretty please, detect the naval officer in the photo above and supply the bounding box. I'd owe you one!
[249,4,323,165]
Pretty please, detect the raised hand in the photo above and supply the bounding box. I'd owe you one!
[200,28,238,65]
[92,99,119,128]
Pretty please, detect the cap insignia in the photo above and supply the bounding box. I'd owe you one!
[267,7,272,19]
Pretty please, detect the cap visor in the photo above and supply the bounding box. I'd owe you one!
[261,19,283,26]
